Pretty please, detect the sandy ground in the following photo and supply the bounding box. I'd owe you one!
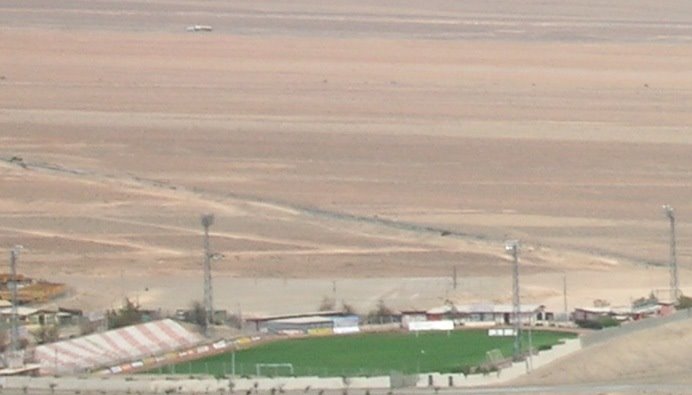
[513,315,692,386]
[1,1,692,384]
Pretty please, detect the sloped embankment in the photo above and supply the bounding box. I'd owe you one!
[513,310,692,385]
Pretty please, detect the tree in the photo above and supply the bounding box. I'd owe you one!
[226,313,243,329]
[0,329,8,352]
[318,296,336,311]
[341,301,357,315]
[367,299,395,324]
[107,298,144,329]
[677,294,692,309]
[190,300,208,330]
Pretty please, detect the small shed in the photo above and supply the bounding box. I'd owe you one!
[0,306,41,324]
[331,315,360,334]
[400,310,427,327]
[263,316,334,334]
[426,303,546,326]
[247,311,352,334]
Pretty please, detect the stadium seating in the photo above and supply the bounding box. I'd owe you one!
[34,319,202,375]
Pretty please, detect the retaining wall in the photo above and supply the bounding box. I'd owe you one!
[1,375,390,393]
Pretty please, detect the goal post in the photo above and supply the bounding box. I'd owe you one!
[486,349,504,366]
[255,363,294,377]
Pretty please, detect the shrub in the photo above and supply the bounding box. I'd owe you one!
[107,298,144,329]
[318,297,336,312]
[677,294,692,309]
[597,316,620,328]
[537,344,552,352]
[575,316,620,330]
[341,301,357,315]
[189,301,208,329]
[366,299,396,324]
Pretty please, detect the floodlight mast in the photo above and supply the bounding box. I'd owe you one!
[201,214,215,336]
[9,245,22,354]
[505,240,521,359]
[662,205,680,302]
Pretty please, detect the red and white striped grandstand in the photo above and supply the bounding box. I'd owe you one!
[34,319,202,375]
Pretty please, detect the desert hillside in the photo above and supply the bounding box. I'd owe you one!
[0,0,690,318]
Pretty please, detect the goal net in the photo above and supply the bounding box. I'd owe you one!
[486,349,505,366]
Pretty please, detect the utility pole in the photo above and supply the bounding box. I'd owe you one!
[527,314,533,372]
[505,240,521,360]
[201,214,215,337]
[663,205,680,302]
[563,273,568,318]
[452,266,458,290]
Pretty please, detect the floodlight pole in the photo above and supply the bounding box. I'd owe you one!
[9,245,22,354]
[663,205,680,302]
[201,214,215,336]
[506,240,521,359]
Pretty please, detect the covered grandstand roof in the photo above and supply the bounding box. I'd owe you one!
[270,316,333,325]
[245,311,345,322]
[427,304,543,315]
[34,319,202,375]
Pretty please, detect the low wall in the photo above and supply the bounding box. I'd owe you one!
[1,375,392,393]
[413,337,582,388]
[406,320,454,331]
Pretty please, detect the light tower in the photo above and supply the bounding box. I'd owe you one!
[5,245,25,369]
[662,205,680,302]
[9,246,22,354]
[201,214,215,336]
[505,240,521,359]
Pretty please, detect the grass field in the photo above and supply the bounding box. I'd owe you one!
[153,330,576,376]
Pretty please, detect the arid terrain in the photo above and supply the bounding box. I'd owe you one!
[1,0,691,357]
[514,316,692,387]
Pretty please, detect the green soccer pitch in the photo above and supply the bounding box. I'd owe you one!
[152,329,576,377]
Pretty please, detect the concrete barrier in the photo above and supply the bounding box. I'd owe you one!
[412,337,582,388]
[347,376,390,389]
